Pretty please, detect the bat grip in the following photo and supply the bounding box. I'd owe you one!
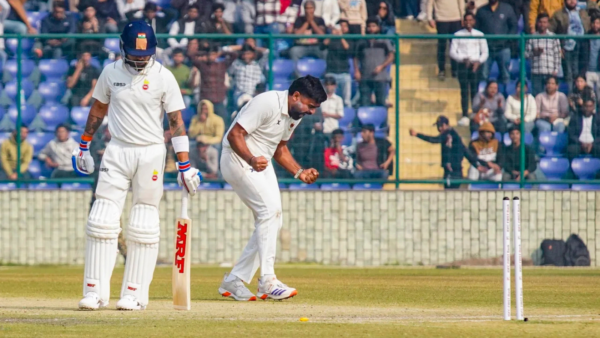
[180,187,189,219]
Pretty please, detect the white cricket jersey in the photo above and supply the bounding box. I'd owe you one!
[223,90,301,161]
[92,60,186,146]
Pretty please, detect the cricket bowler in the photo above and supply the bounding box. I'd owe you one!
[218,76,327,301]
[72,21,201,311]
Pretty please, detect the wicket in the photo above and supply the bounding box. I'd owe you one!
[503,197,524,321]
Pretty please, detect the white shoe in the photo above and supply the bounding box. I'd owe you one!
[404,15,414,20]
[219,273,257,301]
[116,295,146,311]
[416,12,427,21]
[78,292,108,310]
[257,276,297,300]
[458,116,470,126]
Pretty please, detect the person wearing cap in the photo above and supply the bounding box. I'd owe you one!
[321,76,344,136]
[72,21,202,311]
[410,116,480,189]
[467,122,502,181]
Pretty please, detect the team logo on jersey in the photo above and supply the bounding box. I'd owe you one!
[136,33,147,50]
[290,123,295,129]
[143,79,149,90]
[152,170,158,181]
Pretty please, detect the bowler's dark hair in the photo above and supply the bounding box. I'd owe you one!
[288,75,327,103]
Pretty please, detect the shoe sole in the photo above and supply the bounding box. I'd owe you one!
[116,306,144,311]
[258,290,297,300]
[219,288,257,301]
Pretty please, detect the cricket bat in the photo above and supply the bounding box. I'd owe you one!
[172,188,191,310]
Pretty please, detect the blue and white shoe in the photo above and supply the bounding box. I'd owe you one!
[256,276,297,300]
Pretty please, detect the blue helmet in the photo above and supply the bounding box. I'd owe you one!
[120,21,157,57]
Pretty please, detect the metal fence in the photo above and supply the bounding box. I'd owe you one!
[0,33,599,190]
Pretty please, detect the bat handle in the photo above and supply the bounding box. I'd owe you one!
[180,187,189,219]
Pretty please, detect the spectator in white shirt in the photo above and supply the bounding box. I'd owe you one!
[321,76,344,135]
[300,0,340,29]
[38,124,79,178]
[449,12,488,126]
[567,99,600,160]
[504,80,537,133]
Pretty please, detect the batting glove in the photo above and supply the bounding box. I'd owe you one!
[177,161,202,196]
[71,139,95,176]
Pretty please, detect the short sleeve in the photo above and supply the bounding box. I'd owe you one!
[92,69,111,104]
[91,67,101,80]
[282,118,302,141]
[293,17,304,29]
[235,93,274,135]
[162,70,186,113]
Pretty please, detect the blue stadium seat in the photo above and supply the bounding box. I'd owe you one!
[503,132,534,146]
[70,131,81,141]
[28,159,43,178]
[273,78,291,91]
[288,183,319,190]
[320,183,351,190]
[8,104,37,126]
[278,183,288,189]
[339,107,355,131]
[571,157,600,180]
[572,184,600,191]
[471,131,502,141]
[223,183,233,190]
[39,103,69,131]
[28,183,59,190]
[502,183,533,190]
[272,59,295,79]
[61,183,92,190]
[349,58,355,78]
[357,106,387,128]
[5,39,34,56]
[4,59,35,78]
[489,62,499,79]
[558,82,569,95]
[539,184,570,190]
[180,107,195,127]
[505,79,532,96]
[0,132,10,143]
[198,182,222,190]
[0,105,5,121]
[342,131,353,146]
[468,183,500,190]
[70,58,101,69]
[38,81,66,103]
[539,132,568,155]
[71,106,91,129]
[0,183,17,190]
[163,182,180,191]
[5,79,35,102]
[27,132,55,156]
[508,59,520,79]
[26,11,48,29]
[104,38,121,54]
[296,58,327,78]
[38,59,70,80]
[353,183,383,190]
[539,157,570,179]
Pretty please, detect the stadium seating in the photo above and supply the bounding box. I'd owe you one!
[104,38,121,54]
[4,59,35,78]
[353,183,383,190]
[357,106,387,128]
[27,132,54,155]
[0,183,16,190]
[296,58,327,78]
[539,157,570,179]
[0,132,10,143]
[28,159,43,179]
[273,78,291,91]
[70,131,81,141]
[26,11,48,30]
[38,81,66,103]
[163,182,180,191]
[489,62,499,79]
[180,107,195,127]
[5,79,35,102]
[38,103,69,131]
[5,39,35,56]
[539,132,568,155]
[339,107,355,131]
[272,59,295,79]
[468,183,500,190]
[571,157,600,180]
[503,132,534,146]
[198,182,222,190]
[38,59,70,80]
[539,184,570,190]
[0,106,5,120]
[28,182,59,190]
[71,106,90,128]
[502,183,532,190]
[8,104,37,126]
[288,183,319,190]
[278,183,287,189]
[61,183,92,190]
[342,131,353,146]
[558,82,569,95]
[320,183,351,190]
[572,184,600,191]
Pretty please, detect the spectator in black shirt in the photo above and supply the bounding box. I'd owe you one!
[200,3,233,47]
[567,99,600,160]
[290,0,327,63]
[171,0,212,21]
[475,0,517,86]
[410,115,479,189]
[67,51,101,108]
[322,19,353,107]
[128,3,176,49]
[78,5,105,56]
[500,125,537,181]
[37,2,77,59]
[91,0,120,33]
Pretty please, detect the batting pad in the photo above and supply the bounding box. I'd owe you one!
[84,199,122,303]
[121,204,160,306]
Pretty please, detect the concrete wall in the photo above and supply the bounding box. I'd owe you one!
[1,190,599,266]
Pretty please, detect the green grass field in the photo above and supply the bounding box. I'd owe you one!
[1,265,599,337]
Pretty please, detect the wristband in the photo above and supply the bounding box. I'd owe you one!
[79,140,90,151]
[171,135,190,153]
[178,160,191,172]
[294,168,304,179]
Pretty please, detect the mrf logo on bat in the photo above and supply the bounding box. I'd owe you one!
[174,221,188,273]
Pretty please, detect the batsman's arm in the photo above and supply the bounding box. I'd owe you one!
[167,110,189,163]
[83,100,109,139]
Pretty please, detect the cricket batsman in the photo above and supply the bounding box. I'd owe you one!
[72,21,201,310]
[218,76,327,301]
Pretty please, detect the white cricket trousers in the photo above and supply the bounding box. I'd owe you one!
[220,149,283,283]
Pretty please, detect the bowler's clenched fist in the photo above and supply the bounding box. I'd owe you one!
[250,156,269,172]
[299,168,319,184]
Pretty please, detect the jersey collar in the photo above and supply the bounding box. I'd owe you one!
[280,90,289,116]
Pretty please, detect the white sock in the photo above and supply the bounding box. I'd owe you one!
[224,273,240,283]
